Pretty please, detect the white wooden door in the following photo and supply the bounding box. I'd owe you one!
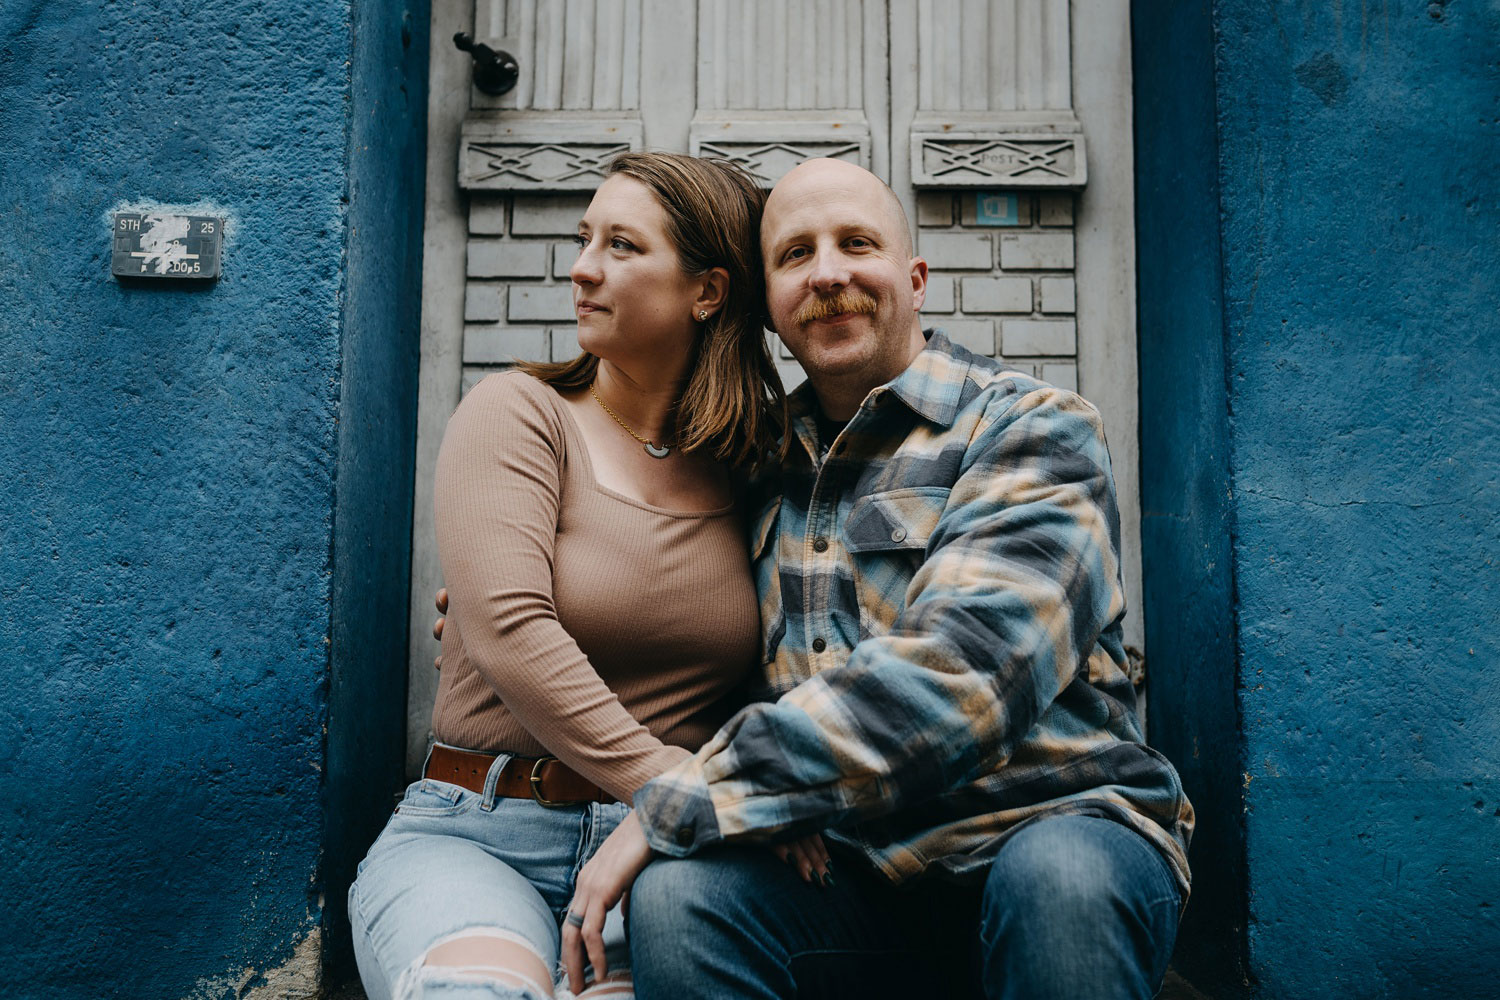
[408,0,1140,772]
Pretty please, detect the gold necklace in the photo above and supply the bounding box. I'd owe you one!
[589,383,672,458]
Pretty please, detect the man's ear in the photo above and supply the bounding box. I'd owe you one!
[908,256,929,313]
[694,267,730,318]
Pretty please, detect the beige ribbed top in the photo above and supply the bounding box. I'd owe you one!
[430,371,759,802]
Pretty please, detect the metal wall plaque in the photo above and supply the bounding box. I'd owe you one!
[111,213,222,280]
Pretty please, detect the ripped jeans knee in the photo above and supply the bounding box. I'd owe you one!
[394,927,554,1000]
[398,967,549,1000]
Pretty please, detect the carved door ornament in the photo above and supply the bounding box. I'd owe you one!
[911,119,1085,188]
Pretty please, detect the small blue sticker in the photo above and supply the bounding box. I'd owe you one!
[974,193,1019,227]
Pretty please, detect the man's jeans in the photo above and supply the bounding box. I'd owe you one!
[629,814,1181,1000]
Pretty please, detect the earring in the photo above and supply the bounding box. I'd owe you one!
[698,310,709,321]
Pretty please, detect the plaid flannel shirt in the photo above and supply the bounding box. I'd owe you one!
[635,333,1193,898]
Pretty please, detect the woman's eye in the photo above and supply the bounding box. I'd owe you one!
[572,234,588,250]
[610,237,634,251]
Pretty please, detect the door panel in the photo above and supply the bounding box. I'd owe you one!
[469,0,643,112]
[688,0,887,186]
[409,0,1139,772]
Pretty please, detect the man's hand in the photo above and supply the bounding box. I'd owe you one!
[562,811,654,994]
[432,588,447,669]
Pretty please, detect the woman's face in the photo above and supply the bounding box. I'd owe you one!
[570,174,704,373]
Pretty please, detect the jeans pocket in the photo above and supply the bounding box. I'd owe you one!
[393,779,475,818]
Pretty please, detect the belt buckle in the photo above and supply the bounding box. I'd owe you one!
[529,756,568,808]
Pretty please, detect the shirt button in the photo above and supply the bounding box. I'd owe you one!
[813,537,828,553]
[812,637,827,653]
[890,527,907,542]
[675,826,694,847]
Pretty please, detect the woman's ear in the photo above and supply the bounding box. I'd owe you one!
[694,267,730,318]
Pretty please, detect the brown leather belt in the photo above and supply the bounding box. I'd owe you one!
[424,744,616,807]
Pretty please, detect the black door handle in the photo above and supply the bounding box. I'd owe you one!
[453,33,519,96]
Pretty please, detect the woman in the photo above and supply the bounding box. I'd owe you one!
[350,153,825,1000]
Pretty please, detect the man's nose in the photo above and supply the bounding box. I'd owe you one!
[569,241,601,285]
[807,249,849,293]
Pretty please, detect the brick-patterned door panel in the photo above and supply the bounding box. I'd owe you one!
[904,190,1080,391]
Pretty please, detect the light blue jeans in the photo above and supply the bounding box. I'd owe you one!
[350,748,632,1000]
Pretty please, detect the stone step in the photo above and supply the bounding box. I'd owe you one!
[331,966,1217,998]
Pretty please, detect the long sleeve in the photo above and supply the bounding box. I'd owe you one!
[635,386,1130,853]
[434,374,691,801]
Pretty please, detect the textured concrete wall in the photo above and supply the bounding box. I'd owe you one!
[0,1,424,995]
[1137,2,1499,996]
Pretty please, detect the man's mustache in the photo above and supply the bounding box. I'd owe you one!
[792,291,878,326]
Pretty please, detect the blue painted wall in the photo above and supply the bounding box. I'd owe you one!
[1137,1,1499,996]
[1133,1,1248,992]
[0,0,425,994]
[325,0,429,986]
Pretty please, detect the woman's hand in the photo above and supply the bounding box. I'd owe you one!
[772,833,834,886]
[562,817,831,991]
[432,588,447,669]
[562,811,654,994]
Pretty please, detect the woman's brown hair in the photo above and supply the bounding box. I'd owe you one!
[517,152,787,470]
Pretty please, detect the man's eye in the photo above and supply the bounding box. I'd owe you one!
[784,247,809,262]
[847,237,872,248]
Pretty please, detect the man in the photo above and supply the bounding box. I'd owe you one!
[514,158,1191,999]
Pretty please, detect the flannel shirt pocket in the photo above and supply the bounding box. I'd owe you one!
[845,487,950,638]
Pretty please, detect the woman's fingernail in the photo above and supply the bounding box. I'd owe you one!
[821,872,836,888]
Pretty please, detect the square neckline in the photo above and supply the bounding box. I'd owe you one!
[536,379,738,520]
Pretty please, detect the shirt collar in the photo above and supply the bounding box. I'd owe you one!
[785,329,969,431]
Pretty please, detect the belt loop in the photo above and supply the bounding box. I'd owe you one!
[480,752,512,812]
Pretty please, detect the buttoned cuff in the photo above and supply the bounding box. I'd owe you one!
[633,757,722,857]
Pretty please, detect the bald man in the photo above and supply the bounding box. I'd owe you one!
[562,159,1194,1000]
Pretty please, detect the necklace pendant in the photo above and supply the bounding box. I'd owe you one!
[643,442,671,459]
